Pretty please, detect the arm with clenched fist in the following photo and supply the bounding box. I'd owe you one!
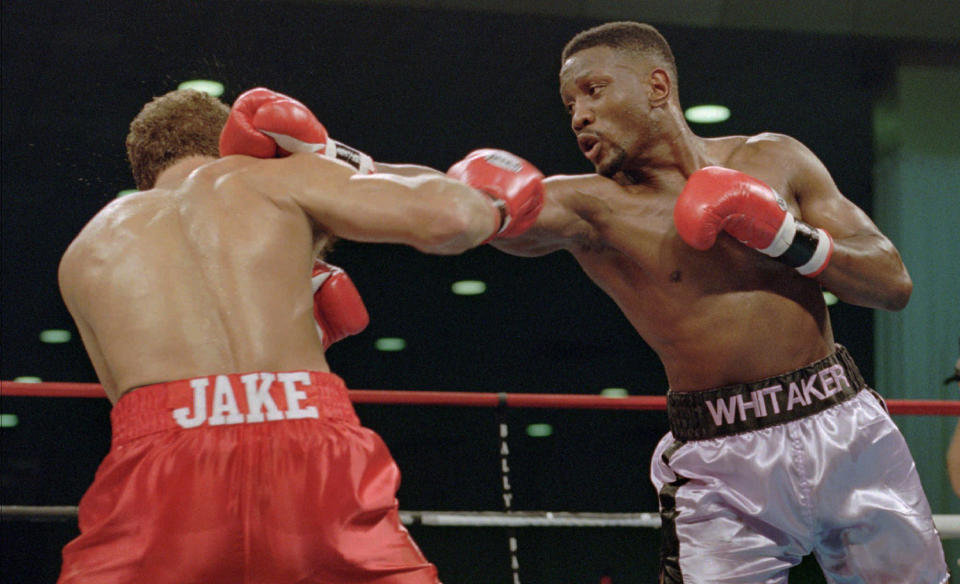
[674,137,912,311]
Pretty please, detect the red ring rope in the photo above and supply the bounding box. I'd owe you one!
[1,381,957,415]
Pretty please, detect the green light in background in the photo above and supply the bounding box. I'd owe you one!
[375,337,406,352]
[0,414,19,428]
[39,329,71,344]
[823,291,839,306]
[451,280,487,296]
[600,387,629,398]
[116,189,138,198]
[13,376,42,383]
[526,423,553,438]
[684,104,730,124]
[178,79,225,97]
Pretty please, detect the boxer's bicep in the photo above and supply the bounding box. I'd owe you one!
[492,175,603,256]
[789,144,877,242]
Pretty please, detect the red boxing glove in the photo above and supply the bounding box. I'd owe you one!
[447,149,545,241]
[311,260,370,349]
[220,87,375,174]
[219,87,329,158]
[674,166,833,277]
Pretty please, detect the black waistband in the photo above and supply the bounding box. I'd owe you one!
[667,345,866,441]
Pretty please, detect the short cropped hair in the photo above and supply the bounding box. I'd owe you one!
[561,21,678,89]
[126,89,229,190]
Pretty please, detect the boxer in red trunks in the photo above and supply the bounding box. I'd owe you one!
[56,87,544,583]
[490,21,948,583]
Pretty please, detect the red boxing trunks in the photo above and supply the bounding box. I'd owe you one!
[58,370,439,584]
[651,346,948,584]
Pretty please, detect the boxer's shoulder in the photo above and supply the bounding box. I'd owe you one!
[543,173,628,204]
[720,132,805,167]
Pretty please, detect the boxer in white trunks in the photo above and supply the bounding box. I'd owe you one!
[490,21,948,583]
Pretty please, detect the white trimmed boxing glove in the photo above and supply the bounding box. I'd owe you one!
[311,260,370,349]
[219,87,374,173]
[673,166,833,277]
[446,149,545,242]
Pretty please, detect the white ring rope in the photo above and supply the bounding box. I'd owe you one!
[4,505,959,538]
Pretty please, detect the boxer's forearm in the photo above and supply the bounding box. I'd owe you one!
[374,162,444,177]
[815,231,912,311]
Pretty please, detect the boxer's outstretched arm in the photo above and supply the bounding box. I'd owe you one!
[245,153,501,255]
[374,162,444,177]
[490,174,611,257]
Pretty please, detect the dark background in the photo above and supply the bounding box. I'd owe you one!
[2,1,957,581]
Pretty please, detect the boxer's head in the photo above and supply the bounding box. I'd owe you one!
[561,22,678,96]
[559,22,682,178]
[126,89,229,190]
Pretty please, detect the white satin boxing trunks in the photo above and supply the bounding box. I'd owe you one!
[651,346,948,583]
